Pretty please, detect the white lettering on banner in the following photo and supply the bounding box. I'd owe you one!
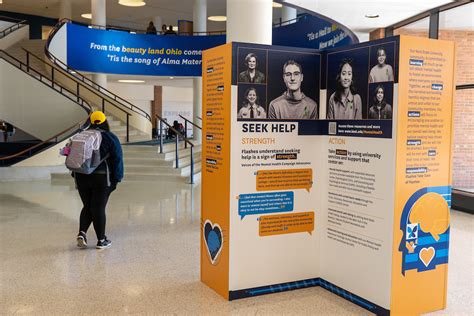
[184,50,202,56]
[182,59,202,65]
[161,58,180,65]
[121,45,147,55]
[90,43,107,51]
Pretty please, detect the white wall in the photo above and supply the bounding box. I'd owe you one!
[0,60,88,141]
[162,86,193,134]
[48,23,67,65]
[0,25,29,50]
[14,139,69,167]
[107,82,153,117]
[0,21,14,30]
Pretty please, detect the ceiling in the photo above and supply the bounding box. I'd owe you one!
[1,0,469,85]
[1,0,466,34]
[284,0,459,40]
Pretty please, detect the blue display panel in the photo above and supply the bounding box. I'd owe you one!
[67,23,225,76]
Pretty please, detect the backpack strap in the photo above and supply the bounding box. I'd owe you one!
[73,171,78,189]
[104,160,111,187]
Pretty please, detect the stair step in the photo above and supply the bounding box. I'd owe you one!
[125,165,181,174]
[118,135,151,144]
[123,172,201,183]
[113,129,140,136]
[162,145,202,161]
[124,157,174,167]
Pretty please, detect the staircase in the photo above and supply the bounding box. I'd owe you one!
[5,39,150,144]
[122,142,202,182]
[51,141,202,183]
[2,24,200,183]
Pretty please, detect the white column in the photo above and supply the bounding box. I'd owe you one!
[192,0,206,143]
[153,16,163,31]
[227,0,272,44]
[91,0,106,27]
[59,0,72,20]
[193,0,207,34]
[193,78,203,142]
[91,0,107,88]
[282,5,297,24]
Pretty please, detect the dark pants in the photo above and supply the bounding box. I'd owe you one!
[76,173,115,240]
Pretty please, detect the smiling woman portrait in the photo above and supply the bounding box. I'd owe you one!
[238,87,267,119]
[238,53,266,84]
[327,58,362,119]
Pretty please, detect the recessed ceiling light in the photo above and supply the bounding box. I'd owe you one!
[118,0,146,7]
[169,77,174,79]
[272,2,283,8]
[129,31,137,34]
[208,16,227,22]
[81,13,92,19]
[365,14,380,18]
[118,79,145,83]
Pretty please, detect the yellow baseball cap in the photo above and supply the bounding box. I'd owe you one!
[90,111,106,124]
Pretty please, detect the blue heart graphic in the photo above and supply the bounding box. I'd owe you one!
[204,220,223,263]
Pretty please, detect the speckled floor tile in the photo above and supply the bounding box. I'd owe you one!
[0,180,472,315]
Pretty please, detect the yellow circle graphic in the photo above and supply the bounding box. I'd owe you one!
[409,192,450,241]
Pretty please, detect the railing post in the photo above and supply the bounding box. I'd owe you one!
[126,115,130,143]
[51,68,55,88]
[190,145,194,184]
[159,119,164,154]
[76,82,80,102]
[26,52,29,72]
[184,120,188,149]
[175,135,179,169]
[102,99,105,112]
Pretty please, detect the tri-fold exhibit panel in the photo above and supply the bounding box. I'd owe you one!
[201,36,455,315]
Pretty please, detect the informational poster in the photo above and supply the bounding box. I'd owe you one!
[201,36,455,315]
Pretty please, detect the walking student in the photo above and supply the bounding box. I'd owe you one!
[75,111,123,249]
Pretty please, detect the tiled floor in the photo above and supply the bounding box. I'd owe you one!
[0,179,472,315]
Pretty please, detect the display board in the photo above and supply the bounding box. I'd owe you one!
[61,15,356,77]
[201,36,455,315]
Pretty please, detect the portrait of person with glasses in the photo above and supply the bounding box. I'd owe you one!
[268,60,318,120]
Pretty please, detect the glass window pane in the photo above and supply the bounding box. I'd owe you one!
[452,88,474,193]
[394,16,429,37]
[439,3,474,85]
[440,3,474,194]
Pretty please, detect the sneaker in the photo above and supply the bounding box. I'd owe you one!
[76,232,87,249]
[96,237,112,249]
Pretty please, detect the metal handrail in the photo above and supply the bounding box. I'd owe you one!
[55,18,225,36]
[0,16,25,23]
[0,121,84,163]
[21,48,133,142]
[0,50,92,114]
[196,116,203,121]
[272,14,306,28]
[155,115,195,184]
[0,18,28,39]
[179,115,202,149]
[179,115,202,130]
[45,19,152,122]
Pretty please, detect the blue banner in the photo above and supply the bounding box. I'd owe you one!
[67,23,225,76]
[272,14,355,50]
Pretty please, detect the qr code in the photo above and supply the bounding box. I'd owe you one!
[329,122,337,135]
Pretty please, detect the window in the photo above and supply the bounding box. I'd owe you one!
[394,16,429,38]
